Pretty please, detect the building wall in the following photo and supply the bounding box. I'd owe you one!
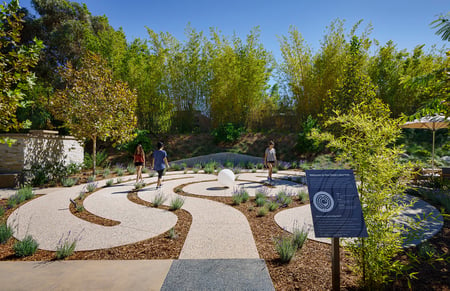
[0,130,84,173]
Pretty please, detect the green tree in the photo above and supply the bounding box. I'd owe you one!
[0,0,43,144]
[209,27,273,128]
[48,52,137,175]
[279,26,314,127]
[324,35,376,118]
[312,99,413,288]
[431,12,450,41]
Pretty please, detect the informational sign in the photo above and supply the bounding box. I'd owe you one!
[306,169,368,238]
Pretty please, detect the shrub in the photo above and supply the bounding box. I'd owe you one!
[85,182,97,193]
[142,167,149,173]
[232,194,243,205]
[127,164,136,174]
[87,175,95,182]
[134,181,145,190]
[211,123,245,144]
[192,168,199,174]
[61,177,77,187]
[169,197,185,210]
[29,159,70,186]
[246,162,255,169]
[272,167,278,174]
[232,187,249,205]
[152,193,167,207]
[116,129,152,155]
[0,223,13,244]
[76,205,84,212]
[278,161,291,170]
[312,100,414,288]
[204,165,215,174]
[224,161,234,168]
[256,163,264,169]
[56,240,76,259]
[102,168,110,177]
[275,236,296,263]
[255,197,266,207]
[66,163,82,175]
[275,190,293,207]
[292,224,308,249]
[17,186,34,200]
[83,150,108,169]
[257,206,268,217]
[193,163,202,169]
[105,179,114,187]
[268,201,279,211]
[116,178,123,184]
[56,232,77,260]
[167,227,178,239]
[171,163,182,171]
[297,190,309,202]
[255,187,270,199]
[0,207,4,217]
[233,167,241,174]
[240,190,250,202]
[115,167,124,176]
[14,235,39,257]
[7,186,34,208]
[296,115,324,157]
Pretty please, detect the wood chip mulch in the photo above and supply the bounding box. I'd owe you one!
[0,183,449,290]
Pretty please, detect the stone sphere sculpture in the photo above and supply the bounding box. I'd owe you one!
[218,169,235,188]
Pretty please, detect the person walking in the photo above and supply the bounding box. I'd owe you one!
[134,144,145,183]
[151,141,169,189]
[264,140,277,183]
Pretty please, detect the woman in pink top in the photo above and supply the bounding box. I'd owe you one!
[133,144,145,183]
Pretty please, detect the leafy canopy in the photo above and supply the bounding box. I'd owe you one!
[312,99,414,288]
[48,52,137,174]
[0,0,43,143]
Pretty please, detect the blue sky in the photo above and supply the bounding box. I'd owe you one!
[19,0,449,61]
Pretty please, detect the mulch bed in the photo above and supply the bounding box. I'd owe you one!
[0,181,449,290]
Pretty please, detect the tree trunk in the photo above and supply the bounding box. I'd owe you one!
[92,136,97,177]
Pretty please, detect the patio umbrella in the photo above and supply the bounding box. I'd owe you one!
[401,115,450,170]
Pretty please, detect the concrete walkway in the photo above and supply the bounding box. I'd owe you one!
[0,168,444,290]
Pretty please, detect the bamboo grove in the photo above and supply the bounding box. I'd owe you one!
[4,0,450,135]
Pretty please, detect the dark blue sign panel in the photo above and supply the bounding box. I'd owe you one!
[306,169,368,238]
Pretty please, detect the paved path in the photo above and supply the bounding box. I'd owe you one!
[275,194,444,247]
[0,168,445,290]
[8,176,177,251]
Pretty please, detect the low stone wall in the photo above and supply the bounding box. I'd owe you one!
[0,130,84,186]
[171,152,264,167]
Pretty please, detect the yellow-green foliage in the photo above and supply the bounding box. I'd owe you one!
[312,99,414,288]
[49,52,137,174]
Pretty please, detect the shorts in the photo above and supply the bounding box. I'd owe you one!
[134,162,143,167]
[267,161,275,164]
[157,169,165,179]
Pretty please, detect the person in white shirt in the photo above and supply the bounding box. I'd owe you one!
[264,140,277,182]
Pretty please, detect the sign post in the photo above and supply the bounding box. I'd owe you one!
[306,170,368,291]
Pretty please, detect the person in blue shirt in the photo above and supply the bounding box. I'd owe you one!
[151,141,169,189]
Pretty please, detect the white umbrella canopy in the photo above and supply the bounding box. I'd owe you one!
[401,115,450,170]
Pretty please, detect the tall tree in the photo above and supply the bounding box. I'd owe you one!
[324,35,376,118]
[431,12,450,41]
[48,52,137,174]
[0,0,43,144]
[209,27,273,128]
[312,99,413,288]
[279,26,314,126]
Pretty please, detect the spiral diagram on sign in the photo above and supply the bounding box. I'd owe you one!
[312,191,335,213]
